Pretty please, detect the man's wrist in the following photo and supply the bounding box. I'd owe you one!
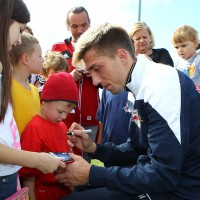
[88,142,97,154]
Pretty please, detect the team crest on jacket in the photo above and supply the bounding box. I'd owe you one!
[123,92,135,113]
[131,109,141,128]
[124,100,134,113]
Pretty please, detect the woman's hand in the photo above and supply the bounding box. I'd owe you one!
[33,152,66,174]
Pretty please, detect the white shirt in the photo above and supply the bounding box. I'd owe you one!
[0,74,21,176]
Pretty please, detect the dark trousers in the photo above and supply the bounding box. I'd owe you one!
[60,187,170,200]
[60,187,133,200]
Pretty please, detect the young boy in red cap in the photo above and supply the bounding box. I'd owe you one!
[19,72,80,200]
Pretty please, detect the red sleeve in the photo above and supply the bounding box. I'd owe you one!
[19,123,43,177]
[51,43,63,52]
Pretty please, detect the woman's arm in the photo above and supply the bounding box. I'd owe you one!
[0,143,66,174]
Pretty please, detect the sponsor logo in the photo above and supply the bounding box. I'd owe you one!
[131,109,142,128]
[195,84,200,93]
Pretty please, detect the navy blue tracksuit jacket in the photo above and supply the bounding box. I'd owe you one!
[89,55,200,200]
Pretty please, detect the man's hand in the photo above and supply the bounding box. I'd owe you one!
[70,68,83,82]
[55,153,91,187]
[68,123,97,154]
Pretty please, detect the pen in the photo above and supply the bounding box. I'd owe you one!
[66,129,92,136]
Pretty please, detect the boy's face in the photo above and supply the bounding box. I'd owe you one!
[41,101,76,124]
[173,40,198,60]
[28,43,44,74]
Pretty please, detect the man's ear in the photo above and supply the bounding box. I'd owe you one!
[21,53,30,65]
[117,49,128,64]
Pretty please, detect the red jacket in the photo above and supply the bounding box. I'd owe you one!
[52,38,99,126]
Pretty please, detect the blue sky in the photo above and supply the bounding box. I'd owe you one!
[24,0,200,61]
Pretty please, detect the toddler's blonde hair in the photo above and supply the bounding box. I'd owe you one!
[172,25,198,44]
[43,51,69,77]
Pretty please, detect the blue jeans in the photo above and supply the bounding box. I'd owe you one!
[0,172,18,200]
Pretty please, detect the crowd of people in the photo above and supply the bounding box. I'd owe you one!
[0,0,200,200]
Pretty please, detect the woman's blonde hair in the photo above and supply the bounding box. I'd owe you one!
[129,21,155,49]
